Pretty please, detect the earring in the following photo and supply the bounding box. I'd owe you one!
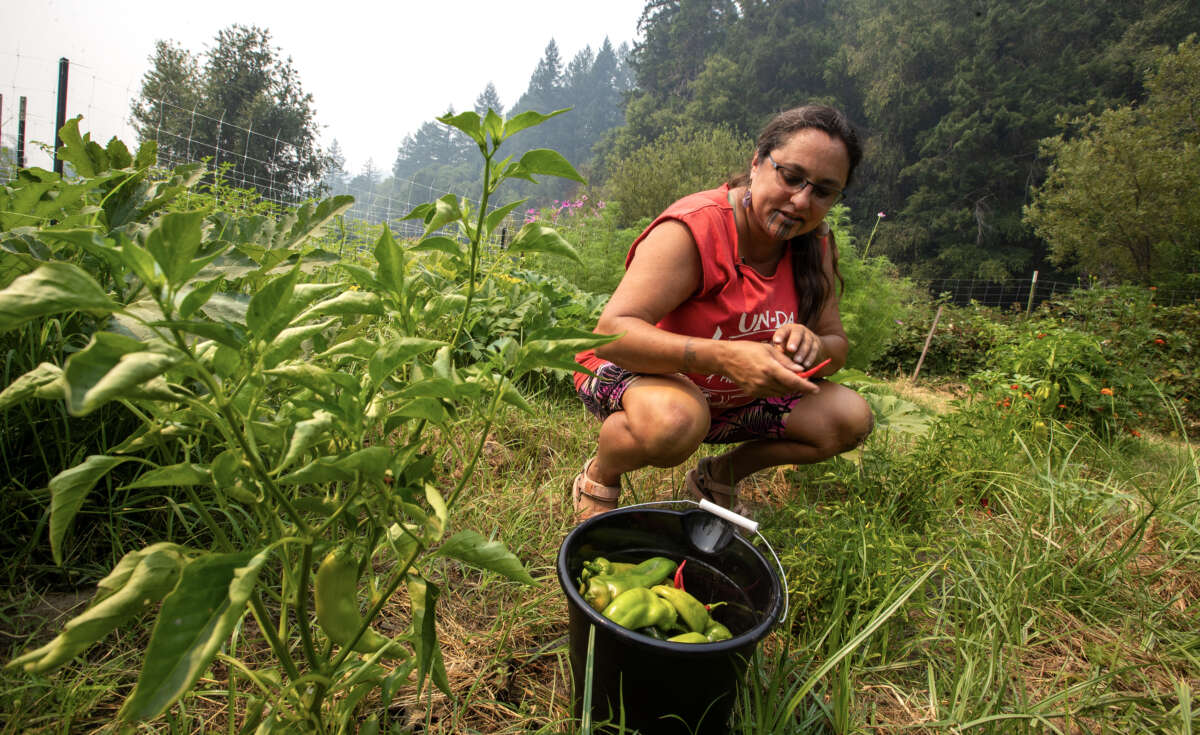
[741,186,752,209]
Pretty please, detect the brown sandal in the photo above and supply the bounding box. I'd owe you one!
[685,456,741,512]
[571,458,620,521]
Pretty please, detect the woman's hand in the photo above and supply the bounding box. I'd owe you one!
[770,323,824,371]
[720,339,818,398]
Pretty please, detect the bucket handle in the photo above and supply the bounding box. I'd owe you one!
[620,499,790,625]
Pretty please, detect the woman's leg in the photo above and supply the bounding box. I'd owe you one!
[585,374,711,488]
[704,382,874,487]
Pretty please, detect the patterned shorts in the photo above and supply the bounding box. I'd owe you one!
[576,361,806,444]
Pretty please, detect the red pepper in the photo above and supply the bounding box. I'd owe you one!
[796,358,832,379]
[673,559,686,591]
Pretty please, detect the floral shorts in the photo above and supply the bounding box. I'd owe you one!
[576,361,806,444]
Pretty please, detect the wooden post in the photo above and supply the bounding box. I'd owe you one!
[53,57,69,175]
[911,304,943,383]
[1025,270,1039,316]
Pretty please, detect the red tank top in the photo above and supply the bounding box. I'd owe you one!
[576,185,821,409]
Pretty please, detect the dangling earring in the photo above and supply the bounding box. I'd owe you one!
[741,186,752,209]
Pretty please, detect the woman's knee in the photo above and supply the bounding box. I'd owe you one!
[622,383,709,464]
[829,391,874,454]
[632,402,709,464]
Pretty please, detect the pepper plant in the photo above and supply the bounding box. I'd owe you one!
[1,110,610,731]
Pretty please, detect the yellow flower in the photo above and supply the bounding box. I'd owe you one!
[1100,387,1113,396]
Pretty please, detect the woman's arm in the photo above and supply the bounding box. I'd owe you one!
[594,220,704,372]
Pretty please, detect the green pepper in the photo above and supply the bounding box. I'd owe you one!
[651,585,711,633]
[600,587,678,631]
[314,549,405,658]
[580,556,678,611]
[667,631,710,644]
[580,557,637,582]
[703,620,732,642]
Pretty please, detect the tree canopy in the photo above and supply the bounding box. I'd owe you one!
[611,0,1200,284]
[130,25,327,201]
[1025,36,1200,288]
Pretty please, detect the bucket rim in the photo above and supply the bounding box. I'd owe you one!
[557,505,784,654]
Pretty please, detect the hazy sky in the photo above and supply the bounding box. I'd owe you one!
[1,0,646,173]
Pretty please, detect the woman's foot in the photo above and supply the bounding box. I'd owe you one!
[571,458,620,522]
[685,456,739,510]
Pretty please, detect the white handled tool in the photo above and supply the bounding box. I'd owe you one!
[697,498,759,534]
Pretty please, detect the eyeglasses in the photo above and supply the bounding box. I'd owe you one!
[766,153,844,205]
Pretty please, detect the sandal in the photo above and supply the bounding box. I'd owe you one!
[685,456,744,513]
[571,458,621,522]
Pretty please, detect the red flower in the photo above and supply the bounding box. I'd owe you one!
[1057,403,1066,409]
[1129,428,1142,437]
[1011,384,1020,390]
[1037,333,1046,339]
[1154,338,1165,345]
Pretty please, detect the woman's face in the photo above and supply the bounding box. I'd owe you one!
[747,128,851,242]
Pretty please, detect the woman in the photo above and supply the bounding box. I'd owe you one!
[571,104,874,520]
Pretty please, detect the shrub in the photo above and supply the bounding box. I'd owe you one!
[603,124,752,226]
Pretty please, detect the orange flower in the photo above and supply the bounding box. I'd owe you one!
[1057,403,1066,408]
[1129,428,1142,437]
[1100,387,1113,396]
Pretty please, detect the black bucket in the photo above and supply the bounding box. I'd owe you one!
[557,504,784,734]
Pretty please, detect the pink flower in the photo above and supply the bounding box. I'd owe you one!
[877,212,886,218]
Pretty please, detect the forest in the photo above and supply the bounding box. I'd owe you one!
[125,2,1200,289]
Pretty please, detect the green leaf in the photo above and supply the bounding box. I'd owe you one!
[424,484,447,544]
[178,279,223,319]
[299,291,384,319]
[483,201,523,239]
[276,410,335,474]
[498,381,535,415]
[438,111,484,146]
[63,333,182,415]
[434,530,535,585]
[0,362,64,410]
[391,397,449,424]
[516,149,586,184]
[374,225,405,296]
[508,223,580,263]
[406,574,451,699]
[276,457,353,485]
[368,337,446,387]
[265,363,337,398]
[317,337,377,361]
[246,266,300,340]
[501,109,570,140]
[337,446,393,477]
[122,463,212,490]
[7,543,186,673]
[513,328,617,376]
[150,319,247,350]
[49,456,130,565]
[119,549,271,721]
[145,210,206,285]
[263,319,336,369]
[410,235,463,259]
[0,262,119,332]
[483,109,504,144]
[423,195,464,237]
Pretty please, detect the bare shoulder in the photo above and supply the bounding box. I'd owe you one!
[603,220,703,324]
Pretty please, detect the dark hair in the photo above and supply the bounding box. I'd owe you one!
[728,105,862,327]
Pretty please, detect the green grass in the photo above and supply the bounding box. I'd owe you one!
[2,381,1197,733]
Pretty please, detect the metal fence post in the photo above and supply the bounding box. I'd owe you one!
[53,58,69,175]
